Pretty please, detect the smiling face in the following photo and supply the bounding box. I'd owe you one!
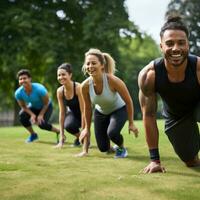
[57,68,72,85]
[18,74,31,88]
[160,29,189,68]
[84,54,104,76]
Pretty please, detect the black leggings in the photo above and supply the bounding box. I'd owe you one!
[19,103,53,131]
[64,111,81,135]
[94,106,127,152]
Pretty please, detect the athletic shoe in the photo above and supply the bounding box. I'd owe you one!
[114,147,128,158]
[71,138,81,147]
[26,133,38,143]
[106,145,118,154]
[112,144,118,151]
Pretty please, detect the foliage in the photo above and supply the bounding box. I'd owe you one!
[166,0,200,55]
[0,0,140,123]
[118,34,161,118]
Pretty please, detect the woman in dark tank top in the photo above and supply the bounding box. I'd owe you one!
[54,63,84,150]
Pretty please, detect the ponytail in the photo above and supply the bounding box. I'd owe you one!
[82,48,116,75]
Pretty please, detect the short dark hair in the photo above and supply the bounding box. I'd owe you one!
[57,63,72,74]
[17,69,31,79]
[160,15,189,38]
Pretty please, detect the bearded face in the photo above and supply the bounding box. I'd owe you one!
[160,29,189,68]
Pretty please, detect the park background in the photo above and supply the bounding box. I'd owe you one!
[1,1,200,200]
[1,0,200,126]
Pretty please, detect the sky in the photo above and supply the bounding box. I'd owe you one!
[125,0,171,43]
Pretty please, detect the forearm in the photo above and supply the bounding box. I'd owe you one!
[22,106,35,117]
[143,113,161,163]
[59,112,65,136]
[81,81,92,132]
[84,108,92,131]
[143,114,159,149]
[126,101,134,124]
[81,116,85,130]
[39,103,49,117]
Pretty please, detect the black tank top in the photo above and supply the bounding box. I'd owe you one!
[154,55,200,120]
[63,82,81,121]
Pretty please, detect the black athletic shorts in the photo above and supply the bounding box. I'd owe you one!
[165,103,200,162]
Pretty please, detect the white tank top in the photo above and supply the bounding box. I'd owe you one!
[89,73,125,114]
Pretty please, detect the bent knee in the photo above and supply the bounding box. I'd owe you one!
[107,131,117,139]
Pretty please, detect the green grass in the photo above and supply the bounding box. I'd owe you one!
[0,120,200,200]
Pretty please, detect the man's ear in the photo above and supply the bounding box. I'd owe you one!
[160,42,162,50]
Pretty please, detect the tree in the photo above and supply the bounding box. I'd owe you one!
[0,0,140,124]
[118,34,161,119]
[166,0,200,55]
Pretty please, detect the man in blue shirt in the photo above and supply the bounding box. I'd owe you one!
[15,69,60,143]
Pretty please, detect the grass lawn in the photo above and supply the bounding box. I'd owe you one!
[0,120,200,200]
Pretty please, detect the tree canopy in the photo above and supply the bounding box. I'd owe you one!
[0,0,161,123]
[118,34,161,118]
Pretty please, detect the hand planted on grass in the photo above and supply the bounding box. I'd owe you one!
[53,142,64,149]
[141,161,166,173]
[75,151,88,157]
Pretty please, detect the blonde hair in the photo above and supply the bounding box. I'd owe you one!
[82,48,116,75]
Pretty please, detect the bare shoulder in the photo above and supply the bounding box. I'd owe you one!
[75,81,81,86]
[138,61,155,96]
[81,77,90,91]
[196,56,200,69]
[196,56,200,84]
[75,81,81,89]
[75,82,81,94]
[106,73,124,91]
[57,85,64,94]
[106,73,124,85]
[56,86,64,100]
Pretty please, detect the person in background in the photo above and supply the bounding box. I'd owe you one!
[55,63,84,148]
[15,69,60,143]
[78,48,138,157]
[138,15,200,173]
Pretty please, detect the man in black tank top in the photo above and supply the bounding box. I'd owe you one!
[138,15,200,173]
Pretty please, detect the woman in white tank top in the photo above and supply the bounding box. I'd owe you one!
[77,48,138,157]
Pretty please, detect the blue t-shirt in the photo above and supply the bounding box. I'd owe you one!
[15,83,50,109]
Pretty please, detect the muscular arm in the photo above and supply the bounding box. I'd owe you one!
[139,90,159,149]
[138,62,165,173]
[138,62,159,148]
